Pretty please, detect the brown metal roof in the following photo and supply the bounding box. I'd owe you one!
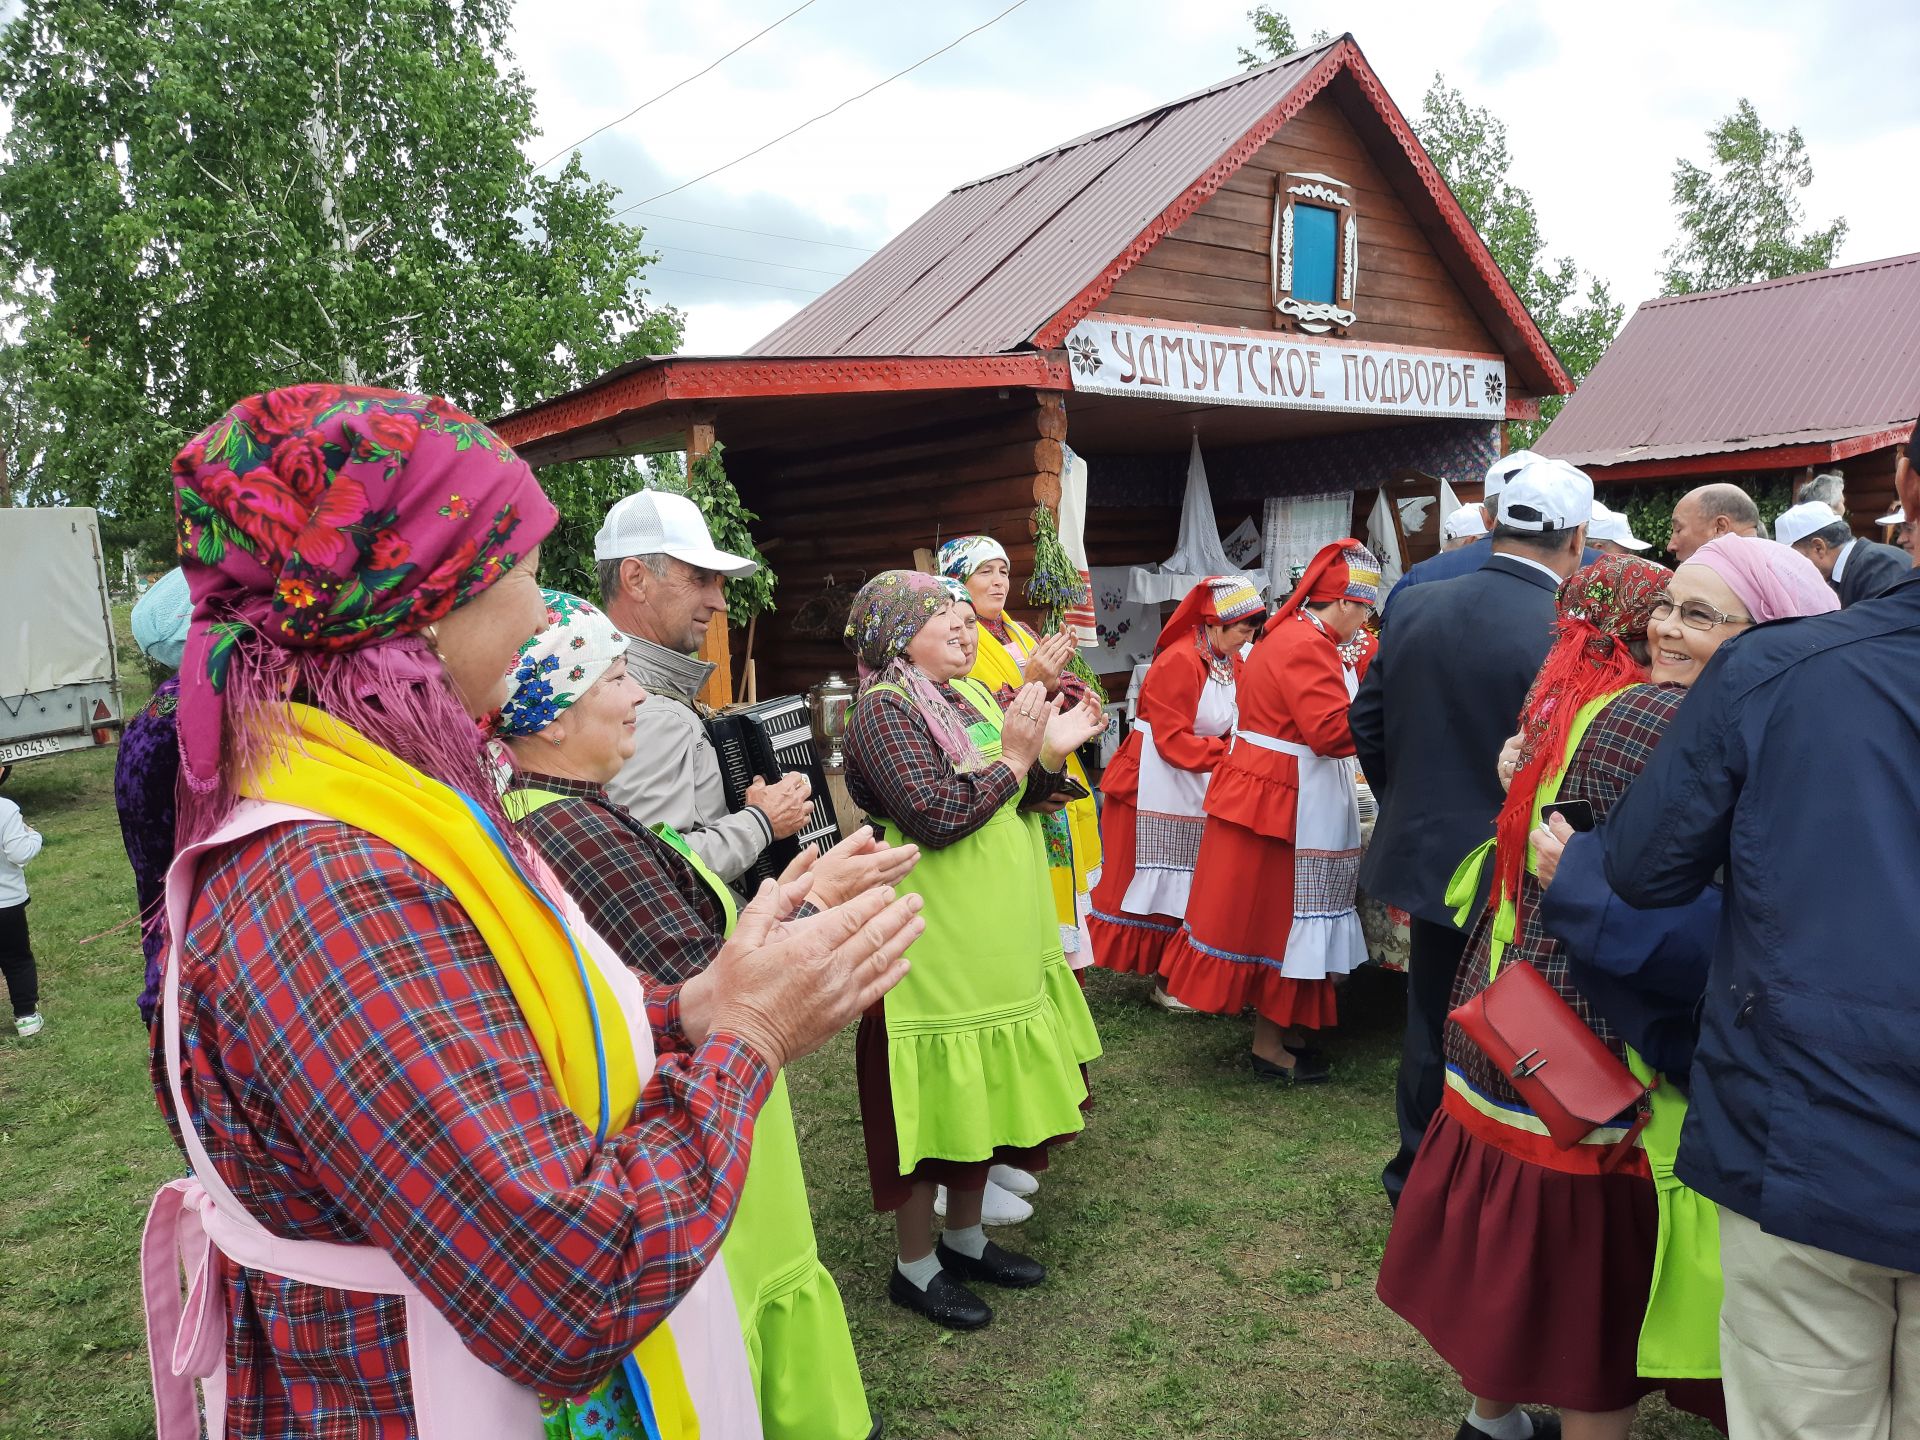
[749,45,1336,358]
[1538,252,1920,471]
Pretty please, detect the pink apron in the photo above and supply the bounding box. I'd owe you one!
[140,800,761,1439]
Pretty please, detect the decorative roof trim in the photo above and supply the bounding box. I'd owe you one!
[493,353,1071,455]
[1030,40,1571,396]
[1575,425,1909,483]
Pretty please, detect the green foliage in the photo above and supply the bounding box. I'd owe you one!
[1414,77,1625,446]
[1025,503,1104,693]
[1662,99,1847,295]
[652,443,777,625]
[0,0,680,533]
[1236,5,1331,69]
[1611,475,1797,560]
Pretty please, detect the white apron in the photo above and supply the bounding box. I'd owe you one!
[141,799,760,1440]
[1121,670,1238,918]
[1231,661,1368,979]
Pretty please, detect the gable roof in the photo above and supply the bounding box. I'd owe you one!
[1538,252,1920,472]
[749,37,1567,397]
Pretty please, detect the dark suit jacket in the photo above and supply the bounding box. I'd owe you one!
[1835,539,1912,607]
[1350,553,1560,926]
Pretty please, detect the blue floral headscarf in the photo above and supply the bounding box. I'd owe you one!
[495,590,628,737]
[937,535,1009,582]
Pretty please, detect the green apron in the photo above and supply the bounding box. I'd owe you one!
[505,788,872,1440]
[860,677,1099,1175]
[1438,702,1723,1381]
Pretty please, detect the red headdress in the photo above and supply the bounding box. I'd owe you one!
[1153,573,1265,655]
[1264,539,1382,633]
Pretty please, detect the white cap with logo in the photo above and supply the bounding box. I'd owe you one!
[594,490,759,577]
[1484,448,1541,500]
[1495,457,1594,532]
[1442,504,1489,541]
[1587,499,1651,551]
[1774,500,1847,549]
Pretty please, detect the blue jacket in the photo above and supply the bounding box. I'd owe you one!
[1603,571,1920,1272]
[1351,553,1560,925]
[1538,828,1719,1082]
[1382,536,1601,629]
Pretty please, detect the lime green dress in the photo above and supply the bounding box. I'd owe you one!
[861,677,1101,1177]
[506,789,873,1440]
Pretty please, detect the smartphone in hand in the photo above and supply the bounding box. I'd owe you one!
[1541,799,1595,833]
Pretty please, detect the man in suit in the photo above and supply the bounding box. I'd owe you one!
[1352,457,1593,1205]
[1775,500,1914,606]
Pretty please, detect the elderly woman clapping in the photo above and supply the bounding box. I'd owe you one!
[494,588,918,1440]
[142,386,921,1440]
[842,570,1106,1332]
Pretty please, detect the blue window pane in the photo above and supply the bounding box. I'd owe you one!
[1292,204,1338,304]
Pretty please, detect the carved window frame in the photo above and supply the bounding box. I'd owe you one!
[1271,172,1358,335]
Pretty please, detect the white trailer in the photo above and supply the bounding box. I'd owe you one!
[0,507,125,765]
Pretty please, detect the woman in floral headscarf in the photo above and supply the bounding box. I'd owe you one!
[141,385,920,1440]
[1159,542,1381,1083]
[1377,553,1738,1440]
[1086,574,1264,999]
[841,570,1105,1333]
[938,535,1104,969]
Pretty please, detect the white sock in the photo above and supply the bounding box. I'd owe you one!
[1463,1406,1533,1440]
[895,1252,943,1291]
[942,1223,989,1259]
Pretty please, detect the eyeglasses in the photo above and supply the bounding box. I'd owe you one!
[1650,593,1751,631]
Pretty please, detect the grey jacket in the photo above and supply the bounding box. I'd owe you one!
[606,636,771,884]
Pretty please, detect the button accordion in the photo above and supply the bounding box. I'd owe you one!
[705,695,843,888]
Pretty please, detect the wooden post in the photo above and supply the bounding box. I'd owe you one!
[689,417,734,710]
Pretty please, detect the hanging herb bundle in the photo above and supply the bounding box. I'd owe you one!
[1025,503,1106,695]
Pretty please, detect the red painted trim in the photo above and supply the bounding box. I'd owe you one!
[1030,40,1571,398]
[1582,427,1908,484]
[1505,394,1541,422]
[494,353,1071,451]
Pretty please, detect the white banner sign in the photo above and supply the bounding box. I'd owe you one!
[1064,315,1507,420]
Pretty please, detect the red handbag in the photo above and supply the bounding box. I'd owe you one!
[1449,960,1649,1152]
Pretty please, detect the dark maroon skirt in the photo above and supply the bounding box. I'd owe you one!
[1378,1109,1673,1415]
[855,1004,1067,1213]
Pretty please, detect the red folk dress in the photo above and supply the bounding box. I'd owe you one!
[1087,642,1239,977]
[1160,614,1373,1028]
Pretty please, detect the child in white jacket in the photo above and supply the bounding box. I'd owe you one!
[0,764,45,1036]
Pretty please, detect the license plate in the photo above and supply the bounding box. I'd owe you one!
[0,736,63,763]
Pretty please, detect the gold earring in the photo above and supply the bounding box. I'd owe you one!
[420,623,440,652]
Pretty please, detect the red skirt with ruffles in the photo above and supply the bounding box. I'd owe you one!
[1086,792,1181,977]
[1377,1099,1725,1426]
[1156,813,1339,1030]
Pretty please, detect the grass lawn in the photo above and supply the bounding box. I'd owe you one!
[0,612,1718,1438]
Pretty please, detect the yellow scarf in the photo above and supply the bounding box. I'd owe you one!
[241,704,640,1140]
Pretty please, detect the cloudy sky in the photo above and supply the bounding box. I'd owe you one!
[509,0,1919,357]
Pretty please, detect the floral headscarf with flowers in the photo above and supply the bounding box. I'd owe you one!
[845,569,985,772]
[496,590,629,738]
[172,384,555,790]
[937,534,1009,582]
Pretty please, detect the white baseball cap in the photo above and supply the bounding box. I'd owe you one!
[1587,499,1651,551]
[1773,500,1846,549]
[1442,504,1489,541]
[1496,457,1594,532]
[594,490,759,576]
[1484,448,1541,500]
[1878,503,1909,526]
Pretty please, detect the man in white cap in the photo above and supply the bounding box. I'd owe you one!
[1380,450,1598,626]
[597,490,812,882]
[1440,504,1487,552]
[1586,498,1652,556]
[1354,456,1592,1232]
[1775,499,1913,607]
[1877,501,1913,559]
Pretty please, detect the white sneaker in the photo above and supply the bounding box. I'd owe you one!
[1149,986,1197,1013]
[932,1179,1033,1226]
[988,1163,1039,1197]
[14,1012,43,1038]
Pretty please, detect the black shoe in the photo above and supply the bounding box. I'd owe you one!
[934,1237,1047,1289]
[865,1418,885,1440]
[1283,1040,1329,1070]
[1251,1050,1331,1083]
[888,1266,991,1330]
[1450,1414,1562,1440]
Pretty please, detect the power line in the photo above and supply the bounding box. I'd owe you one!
[655,243,850,278]
[533,0,821,172]
[651,266,827,295]
[635,210,876,253]
[615,0,1034,213]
